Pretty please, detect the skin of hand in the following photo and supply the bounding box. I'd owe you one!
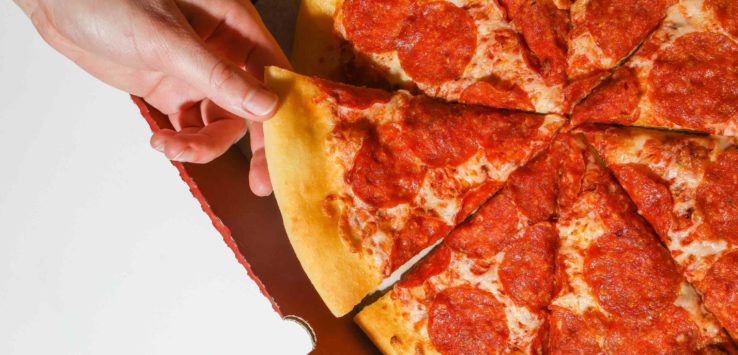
[14,0,291,196]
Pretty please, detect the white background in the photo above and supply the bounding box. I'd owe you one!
[0,3,313,354]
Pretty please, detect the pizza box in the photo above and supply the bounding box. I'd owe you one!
[130,1,378,353]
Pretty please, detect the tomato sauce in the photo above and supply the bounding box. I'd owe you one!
[313,77,392,110]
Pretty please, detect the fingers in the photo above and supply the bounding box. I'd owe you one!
[154,14,278,121]
[247,122,273,196]
[149,113,247,164]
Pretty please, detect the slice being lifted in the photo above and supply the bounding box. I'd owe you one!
[584,125,738,339]
[572,0,738,137]
[263,67,564,316]
[354,134,578,354]
[550,133,730,353]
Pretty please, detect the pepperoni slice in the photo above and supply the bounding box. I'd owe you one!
[571,66,641,125]
[390,214,451,271]
[550,134,587,213]
[614,163,674,237]
[549,307,604,354]
[398,244,452,288]
[649,32,738,128]
[604,306,703,353]
[459,79,534,111]
[708,0,738,37]
[499,223,557,309]
[341,0,410,53]
[397,2,477,85]
[700,250,738,336]
[448,192,520,259]
[584,229,681,319]
[456,180,503,224]
[563,70,609,113]
[400,97,479,167]
[584,0,674,59]
[507,153,558,223]
[697,149,738,243]
[313,78,393,110]
[347,125,426,208]
[471,111,544,164]
[428,286,509,355]
[500,0,569,85]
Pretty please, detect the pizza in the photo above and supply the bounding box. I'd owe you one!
[258,0,738,349]
[550,133,729,353]
[572,0,738,136]
[354,133,733,353]
[355,135,566,354]
[264,67,564,316]
[583,124,738,339]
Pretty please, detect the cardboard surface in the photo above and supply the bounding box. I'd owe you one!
[129,2,382,353]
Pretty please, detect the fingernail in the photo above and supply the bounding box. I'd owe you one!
[243,88,278,117]
[171,149,186,161]
[152,141,165,153]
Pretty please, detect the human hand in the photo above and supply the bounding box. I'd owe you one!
[14,0,290,196]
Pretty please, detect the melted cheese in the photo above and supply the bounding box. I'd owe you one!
[553,193,610,316]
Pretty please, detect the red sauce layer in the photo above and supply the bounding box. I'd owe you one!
[507,153,558,223]
[650,31,738,128]
[428,286,509,355]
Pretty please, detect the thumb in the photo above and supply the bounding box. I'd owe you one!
[161,34,278,121]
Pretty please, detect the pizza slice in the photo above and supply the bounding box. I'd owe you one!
[550,133,731,353]
[263,67,564,316]
[572,0,738,137]
[293,0,572,113]
[354,133,586,354]
[583,124,738,339]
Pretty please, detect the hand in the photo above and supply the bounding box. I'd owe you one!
[14,0,290,196]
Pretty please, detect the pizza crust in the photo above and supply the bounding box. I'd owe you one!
[264,66,383,316]
[355,293,440,355]
[290,0,342,77]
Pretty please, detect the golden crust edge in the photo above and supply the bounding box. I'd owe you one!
[290,0,342,78]
[355,292,441,355]
[263,66,383,316]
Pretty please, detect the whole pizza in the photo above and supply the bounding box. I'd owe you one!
[263,0,738,352]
